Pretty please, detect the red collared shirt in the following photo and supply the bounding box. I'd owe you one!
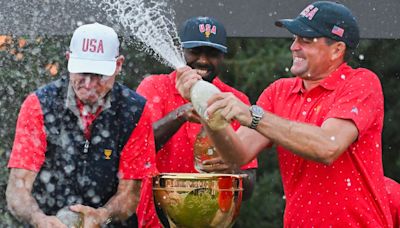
[137,71,258,172]
[257,63,392,227]
[8,92,157,180]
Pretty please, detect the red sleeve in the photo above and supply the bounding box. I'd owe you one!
[8,94,47,172]
[325,70,383,136]
[136,76,166,122]
[118,103,158,179]
[385,177,400,228]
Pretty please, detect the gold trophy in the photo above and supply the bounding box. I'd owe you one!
[153,173,244,228]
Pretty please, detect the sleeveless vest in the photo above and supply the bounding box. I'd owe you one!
[33,77,145,227]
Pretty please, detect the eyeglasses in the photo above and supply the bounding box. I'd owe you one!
[185,47,223,58]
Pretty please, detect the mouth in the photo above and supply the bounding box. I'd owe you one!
[196,69,210,77]
[293,56,305,64]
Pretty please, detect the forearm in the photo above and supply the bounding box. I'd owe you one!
[256,112,340,164]
[204,125,250,167]
[6,170,45,225]
[101,179,141,222]
[153,110,186,151]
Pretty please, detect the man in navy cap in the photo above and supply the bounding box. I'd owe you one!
[176,2,393,227]
[136,16,258,227]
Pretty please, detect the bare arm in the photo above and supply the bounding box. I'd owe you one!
[70,179,141,226]
[255,113,358,165]
[206,93,358,165]
[153,103,200,151]
[6,168,66,227]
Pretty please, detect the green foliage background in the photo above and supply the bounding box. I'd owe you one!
[0,36,399,227]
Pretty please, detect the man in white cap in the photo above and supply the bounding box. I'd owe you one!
[6,22,157,227]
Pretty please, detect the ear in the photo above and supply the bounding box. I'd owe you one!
[115,55,125,73]
[331,42,346,61]
[65,51,70,61]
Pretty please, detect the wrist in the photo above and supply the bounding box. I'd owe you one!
[98,207,112,225]
[31,212,46,226]
[249,105,265,129]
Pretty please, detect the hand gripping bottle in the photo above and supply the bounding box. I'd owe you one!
[190,80,229,130]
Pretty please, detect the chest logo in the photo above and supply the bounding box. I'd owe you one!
[104,149,112,160]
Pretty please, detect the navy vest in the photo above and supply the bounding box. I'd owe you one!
[33,77,145,227]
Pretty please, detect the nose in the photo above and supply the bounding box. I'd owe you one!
[197,53,210,64]
[82,75,97,88]
[290,37,301,51]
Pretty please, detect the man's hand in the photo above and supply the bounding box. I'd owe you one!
[33,214,67,228]
[206,92,252,127]
[200,156,237,174]
[69,204,110,228]
[176,103,202,123]
[175,66,202,100]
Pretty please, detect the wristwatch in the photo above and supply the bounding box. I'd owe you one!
[249,105,264,129]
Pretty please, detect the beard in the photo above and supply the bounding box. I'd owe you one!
[187,61,219,83]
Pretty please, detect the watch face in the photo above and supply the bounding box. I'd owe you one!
[251,105,264,118]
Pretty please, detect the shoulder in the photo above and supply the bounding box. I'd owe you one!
[114,82,147,106]
[262,77,298,93]
[343,66,379,82]
[137,72,175,98]
[343,67,382,91]
[35,77,67,97]
[139,73,173,86]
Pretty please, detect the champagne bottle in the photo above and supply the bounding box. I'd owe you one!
[194,127,219,172]
[190,80,229,130]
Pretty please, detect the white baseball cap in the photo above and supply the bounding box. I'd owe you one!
[68,22,120,76]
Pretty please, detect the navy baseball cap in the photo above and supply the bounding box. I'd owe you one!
[275,1,360,49]
[180,16,227,53]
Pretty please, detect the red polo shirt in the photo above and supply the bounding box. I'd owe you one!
[8,93,158,180]
[136,71,258,227]
[257,63,392,227]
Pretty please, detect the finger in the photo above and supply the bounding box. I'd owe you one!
[201,164,231,173]
[176,66,192,79]
[206,97,228,117]
[202,157,223,165]
[207,93,227,106]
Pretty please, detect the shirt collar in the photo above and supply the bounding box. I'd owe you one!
[291,62,350,94]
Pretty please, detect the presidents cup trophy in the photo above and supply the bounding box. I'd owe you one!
[153,173,244,228]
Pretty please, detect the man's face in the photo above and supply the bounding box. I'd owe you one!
[290,35,336,80]
[69,73,116,105]
[184,46,224,82]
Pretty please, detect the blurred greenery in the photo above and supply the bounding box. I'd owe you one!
[0,35,399,227]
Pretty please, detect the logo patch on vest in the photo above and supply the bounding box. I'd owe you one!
[104,149,112,159]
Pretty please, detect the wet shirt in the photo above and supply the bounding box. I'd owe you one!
[257,63,392,227]
[8,88,158,180]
